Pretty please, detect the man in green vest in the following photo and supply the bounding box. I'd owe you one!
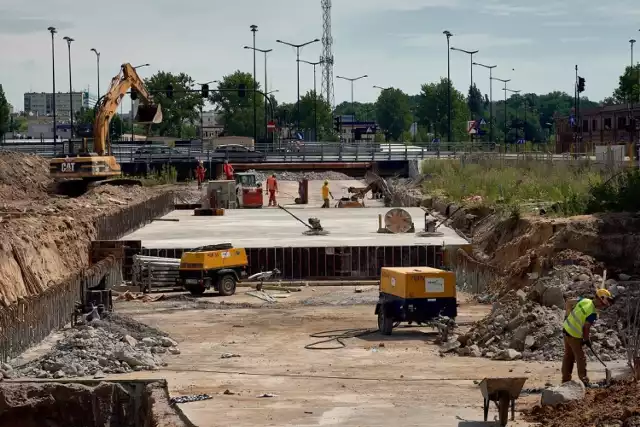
[561,288,615,385]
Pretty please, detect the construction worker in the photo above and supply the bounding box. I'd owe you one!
[266,174,278,207]
[561,288,615,385]
[223,159,234,180]
[321,180,333,208]
[195,161,206,189]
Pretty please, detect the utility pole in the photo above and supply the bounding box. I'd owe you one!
[90,48,100,100]
[250,25,258,144]
[301,59,324,140]
[244,45,273,142]
[47,27,58,145]
[474,62,497,142]
[63,36,74,140]
[443,30,453,142]
[492,77,510,143]
[336,74,368,121]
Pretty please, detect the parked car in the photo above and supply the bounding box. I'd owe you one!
[214,144,266,162]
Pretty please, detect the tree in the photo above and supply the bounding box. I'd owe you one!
[145,71,202,137]
[468,84,484,118]
[209,71,265,139]
[0,85,9,137]
[296,91,333,139]
[334,101,376,121]
[415,78,469,141]
[375,88,412,141]
[76,107,124,139]
[613,64,640,104]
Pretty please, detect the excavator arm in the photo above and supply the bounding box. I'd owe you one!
[93,63,162,155]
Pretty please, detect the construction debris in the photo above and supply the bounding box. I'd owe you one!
[250,170,351,182]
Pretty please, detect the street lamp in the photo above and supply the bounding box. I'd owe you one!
[250,25,258,143]
[443,30,453,142]
[90,48,100,101]
[373,85,391,90]
[336,75,368,121]
[267,89,279,95]
[245,44,273,140]
[130,64,150,141]
[63,36,74,140]
[276,37,320,132]
[473,62,497,142]
[300,59,324,140]
[492,77,511,143]
[503,87,521,141]
[451,47,479,94]
[47,27,57,144]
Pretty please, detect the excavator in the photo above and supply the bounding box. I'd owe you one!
[49,63,162,183]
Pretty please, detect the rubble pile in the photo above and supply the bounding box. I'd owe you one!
[9,315,180,379]
[250,170,352,182]
[455,265,634,361]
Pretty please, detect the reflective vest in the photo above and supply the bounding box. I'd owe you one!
[322,185,330,199]
[563,298,596,339]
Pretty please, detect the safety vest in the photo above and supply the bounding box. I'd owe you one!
[563,298,596,339]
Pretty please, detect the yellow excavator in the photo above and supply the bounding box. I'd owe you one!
[49,63,162,182]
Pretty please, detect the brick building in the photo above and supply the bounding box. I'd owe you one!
[555,104,640,153]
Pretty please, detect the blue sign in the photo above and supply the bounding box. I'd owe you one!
[296,132,304,140]
[569,115,576,126]
[432,138,440,143]
[517,138,525,144]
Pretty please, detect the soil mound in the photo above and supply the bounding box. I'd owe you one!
[0,152,52,201]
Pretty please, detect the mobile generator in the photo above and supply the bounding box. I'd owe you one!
[177,243,248,296]
[375,267,457,339]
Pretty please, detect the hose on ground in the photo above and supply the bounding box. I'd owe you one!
[304,328,379,350]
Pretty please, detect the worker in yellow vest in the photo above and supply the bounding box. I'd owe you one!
[561,288,615,385]
[321,180,333,208]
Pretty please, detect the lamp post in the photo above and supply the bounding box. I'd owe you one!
[473,62,497,142]
[130,63,150,141]
[492,77,511,143]
[373,85,391,90]
[450,47,479,94]
[336,75,368,121]
[300,59,324,140]
[244,45,272,141]
[196,80,219,141]
[47,27,57,144]
[503,87,521,141]
[90,48,100,100]
[249,25,258,143]
[276,38,320,132]
[62,36,74,140]
[443,30,453,142]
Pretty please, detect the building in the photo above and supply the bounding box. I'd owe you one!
[337,115,378,143]
[26,122,72,140]
[198,110,224,140]
[23,92,89,117]
[556,104,640,153]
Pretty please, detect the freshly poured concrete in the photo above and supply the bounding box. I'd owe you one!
[122,206,468,249]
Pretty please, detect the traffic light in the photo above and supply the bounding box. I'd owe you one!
[577,77,585,93]
[334,116,342,133]
[238,83,246,98]
[130,89,138,101]
[201,83,209,98]
[166,84,174,99]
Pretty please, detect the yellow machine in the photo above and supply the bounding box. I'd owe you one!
[177,243,248,296]
[49,63,162,181]
[375,267,457,337]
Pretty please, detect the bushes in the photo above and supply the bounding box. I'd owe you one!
[586,168,640,213]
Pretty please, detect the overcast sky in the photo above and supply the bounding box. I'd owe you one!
[1,0,639,111]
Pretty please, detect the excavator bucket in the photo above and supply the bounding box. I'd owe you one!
[135,104,163,124]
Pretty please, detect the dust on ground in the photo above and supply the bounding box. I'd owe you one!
[0,153,173,306]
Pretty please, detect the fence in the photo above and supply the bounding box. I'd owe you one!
[0,191,176,363]
[446,247,501,295]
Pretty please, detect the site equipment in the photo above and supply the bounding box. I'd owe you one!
[177,243,248,296]
[375,267,457,340]
[235,172,263,208]
[336,196,365,208]
[49,63,162,181]
[377,208,415,234]
[277,204,328,235]
[479,377,527,427]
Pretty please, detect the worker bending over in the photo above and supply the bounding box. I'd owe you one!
[561,288,614,385]
[321,180,333,208]
[195,161,206,189]
[266,174,278,207]
[223,159,234,180]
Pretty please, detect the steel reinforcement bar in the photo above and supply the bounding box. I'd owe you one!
[0,191,176,363]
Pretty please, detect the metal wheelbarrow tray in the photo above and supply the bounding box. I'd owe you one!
[479,377,527,427]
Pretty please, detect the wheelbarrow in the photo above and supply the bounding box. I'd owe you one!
[479,377,527,427]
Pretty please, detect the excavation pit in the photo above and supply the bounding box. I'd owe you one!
[0,379,192,427]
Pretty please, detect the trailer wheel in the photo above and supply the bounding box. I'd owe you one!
[378,305,394,335]
[218,274,236,296]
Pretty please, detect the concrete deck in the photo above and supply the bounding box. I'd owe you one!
[122,206,468,249]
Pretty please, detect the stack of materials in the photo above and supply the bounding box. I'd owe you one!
[132,255,181,293]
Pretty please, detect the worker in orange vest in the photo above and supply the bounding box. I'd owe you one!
[195,161,206,189]
[223,159,234,180]
[266,174,278,206]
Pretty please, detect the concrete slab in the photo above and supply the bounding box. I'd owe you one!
[122,206,468,249]
[262,179,386,208]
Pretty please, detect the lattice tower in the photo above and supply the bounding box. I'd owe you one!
[320,0,335,109]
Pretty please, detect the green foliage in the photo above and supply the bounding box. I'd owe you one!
[415,78,470,141]
[145,71,202,137]
[375,88,412,141]
[468,84,484,118]
[0,85,9,136]
[586,169,640,213]
[334,101,376,121]
[140,164,178,186]
[613,64,640,104]
[297,91,333,139]
[210,70,264,138]
[76,107,124,139]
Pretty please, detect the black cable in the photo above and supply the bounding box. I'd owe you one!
[304,328,378,350]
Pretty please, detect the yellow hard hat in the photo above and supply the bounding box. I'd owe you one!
[596,288,614,305]
[324,180,328,184]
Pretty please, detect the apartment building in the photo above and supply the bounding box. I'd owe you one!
[23,92,89,117]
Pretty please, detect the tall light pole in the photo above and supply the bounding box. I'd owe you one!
[47,27,57,144]
[450,47,479,94]
[336,75,368,121]
[131,63,150,141]
[63,36,74,140]
[503,88,521,141]
[300,59,324,140]
[492,77,511,143]
[90,48,100,101]
[276,38,320,133]
[443,30,453,142]
[245,45,272,141]
[473,62,497,141]
[249,25,258,143]
[373,85,391,90]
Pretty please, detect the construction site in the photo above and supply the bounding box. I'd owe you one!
[1,148,640,427]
